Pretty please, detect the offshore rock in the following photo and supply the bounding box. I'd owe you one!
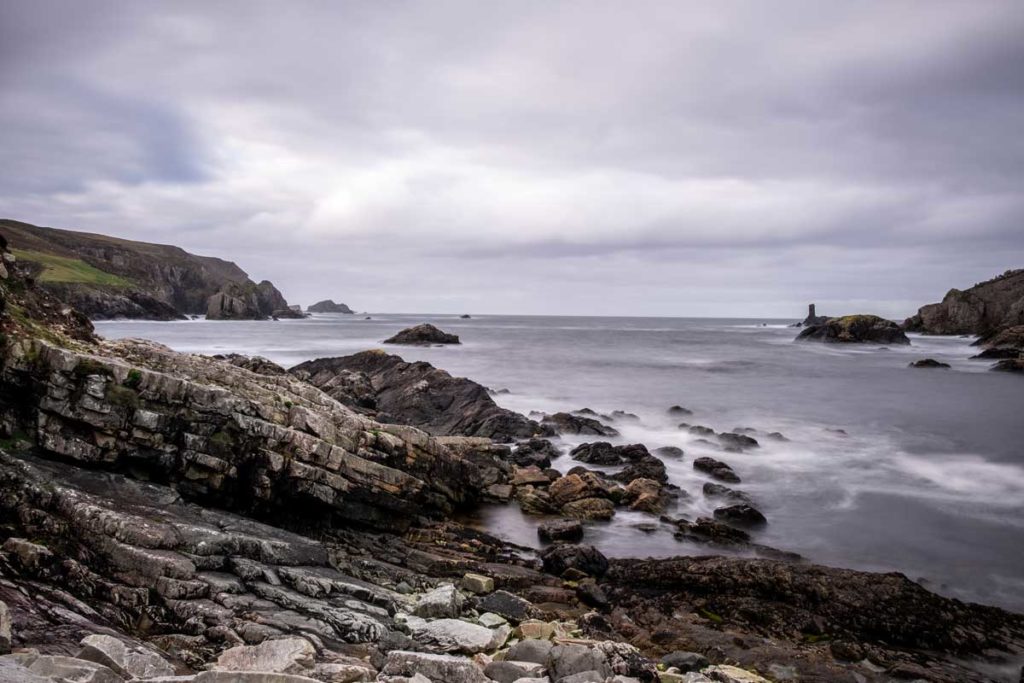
[307,300,354,314]
[796,315,910,345]
[382,324,460,345]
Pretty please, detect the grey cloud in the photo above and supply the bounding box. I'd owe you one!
[0,0,1022,316]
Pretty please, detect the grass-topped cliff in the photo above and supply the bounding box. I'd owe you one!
[0,218,287,320]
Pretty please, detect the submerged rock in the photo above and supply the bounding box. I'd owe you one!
[541,412,619,437]
[796,315,910,345]
[909,358,951,369]
[714,504,768,528]
[383,323,460,345]
[693,457,741,483]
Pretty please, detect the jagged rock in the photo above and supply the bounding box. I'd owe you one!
[693,457,740,484]
[992,358,1024,373]
[540,413,618,437]
[516,487,557,515]
[380,651,488,682]
[413,584,464,619]
[713,505,767,528]
[213,354,287,376]
[905,270,1024,335]
[292,352,544,442]
[540,545,609,578]
[484,659,546,683]
[548,473,616,507]
[382,324,460,345]
[18,653,123,683]
[77,634,176,679]
[622,478,669,514]
[796,315,910,344]
[702,483,753,506]
[214,637,315,674]
[610,455,667,484]
[570,443,648,466]
[207,281,267,320]
[908,358,951,368]
[307,300,354,314]
[197,673,322,682]
[537,520,584,543]
[0,658,51,683]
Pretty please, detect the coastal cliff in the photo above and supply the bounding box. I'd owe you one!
[0,219,291,320]
[0,232,1022,682]
[904,269,1024,335]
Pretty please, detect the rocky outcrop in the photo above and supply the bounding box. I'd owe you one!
[793,303,829,328]
[795,315,910,345]
[291,351,547,442]
[909,358,951,369]
[206,280,291,320]
[307,300,354,314]
[382,324,460,345]
[905,269,1024,335]
[1,218,290,320]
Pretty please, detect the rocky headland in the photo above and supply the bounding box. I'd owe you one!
[0,234,1022,683]
[1,219,293,321]
[308,300,356,314]
[904,269,1024,336]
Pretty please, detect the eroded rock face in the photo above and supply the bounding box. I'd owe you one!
[382,324,460,346]
[1,339,482,532]
[905,269,1024,335]
[291,351,545,442]
[796,315,910,345]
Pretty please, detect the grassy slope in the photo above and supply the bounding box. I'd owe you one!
[11,249,132,287]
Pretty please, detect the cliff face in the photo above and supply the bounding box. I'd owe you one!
[0,218,289,320]
[905,269,1024,335]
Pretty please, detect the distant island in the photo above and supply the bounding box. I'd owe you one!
[307,299,354,314]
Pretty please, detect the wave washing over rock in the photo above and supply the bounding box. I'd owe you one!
[1,235,1024,682]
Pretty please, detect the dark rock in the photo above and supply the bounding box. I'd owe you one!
[661,651,709,673]
[693,457,741,483]
[478,590,533,623]
[383,323,460,345]
[992,358,1024,373]
[653,446,684,458]
[460,314,471,319]
[702,482,753,505]
[512,439,560,468]
[714,504,768,528]
[542,412,619,437]
[571,442,648,466]
[970,347,1020,360]
[717,432,759,450]
[561,497,616,520]
[213,353,287,376]
[540,544,609,578]
[909,358,951,368]
[575,580,610,611]
[538,519,584,543]
[688,425,715,436]
[609,410,640,422]
[206,281,267,320]
[270,307,308,319]
[667,405,693,416]
[307,299,354,314]
[292,351,545,441]
[611,455,667,484]
[796,315,910,345]
[904,270,1024,335]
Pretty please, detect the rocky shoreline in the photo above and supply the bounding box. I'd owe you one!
[1,238,1023,682]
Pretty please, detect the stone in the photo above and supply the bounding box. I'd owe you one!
[713,504,767,528]
[653,446,684,458]
[24,655,124,683]
[484,660,547,683]
[507,637,554,663]
[660,651,709,673]
[692,457,740,484]
[478,590,533,623]
[382,323,461,345]
[313,661,375,682]
[547,644,611,680]
[462,573,495,595]
[214,637,316,674]
[537,519,584,543]
[909,358,951,368]
[561,497,615,521]
[558,672,605,683]
[478,613,508,628]
[513,440,560,468]
[77,634,176,679]
[412,618,501,654]
[414,584,464,619]
[196,673,322,683]
[380,651,489,683]
[541,544,609,578]
[716,433,759,450]
[0,658,51,683]
[540,413,619,437]
[703,664,772,683]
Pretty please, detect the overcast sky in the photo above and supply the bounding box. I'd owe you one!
[2,1,1022,317]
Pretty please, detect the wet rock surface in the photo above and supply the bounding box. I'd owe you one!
[382,324,460,346]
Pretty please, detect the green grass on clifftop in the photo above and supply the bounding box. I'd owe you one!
[12,249,132,287]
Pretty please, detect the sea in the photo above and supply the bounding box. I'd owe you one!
[95,313,1024,613]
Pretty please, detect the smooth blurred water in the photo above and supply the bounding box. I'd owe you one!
[96,313,1024,612]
